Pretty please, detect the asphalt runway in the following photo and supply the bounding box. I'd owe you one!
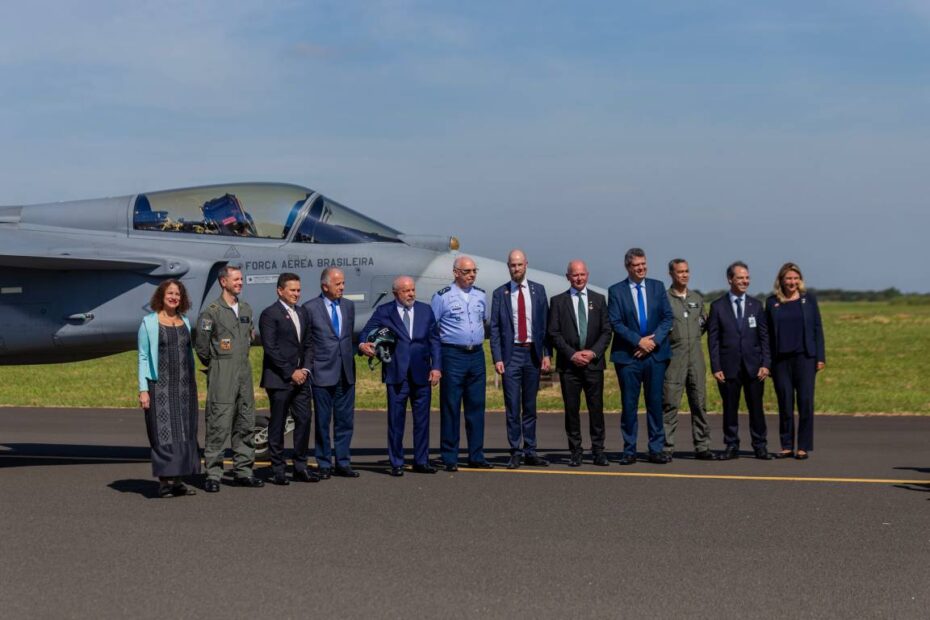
[1,408,928,619]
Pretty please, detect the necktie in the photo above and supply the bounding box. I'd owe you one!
[735,297,743,331]
[576,292,587,345]
[517,284,527,342]
[330,300,340,335]
[288,306,300,340]
[402,306,412,339]
[635,283,648,337]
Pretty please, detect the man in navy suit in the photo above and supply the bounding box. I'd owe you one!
[303,267,359,478]
[259,272,318,485]
[706,261,773,460]
[607,248,674,465]
[359,275,442,477]
[490,250,552,469]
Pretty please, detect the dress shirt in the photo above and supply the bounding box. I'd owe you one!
[509,279,533,343]
[279,300,301,340]
[323,296,343,333]
[729,293,745,320]
[396,303,414,339]
[629,279,647,321]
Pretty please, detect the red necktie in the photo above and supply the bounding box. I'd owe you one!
[517,285,527,342]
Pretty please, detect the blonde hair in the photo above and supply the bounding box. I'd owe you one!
[774,262,806,303]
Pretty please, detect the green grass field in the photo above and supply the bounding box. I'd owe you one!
[1,301,927,413]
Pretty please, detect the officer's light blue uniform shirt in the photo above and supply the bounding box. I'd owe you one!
[431,283,488,346]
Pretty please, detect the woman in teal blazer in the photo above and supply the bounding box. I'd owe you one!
[137,279,200,497]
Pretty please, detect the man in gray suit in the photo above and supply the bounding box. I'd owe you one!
[303,267,358,478]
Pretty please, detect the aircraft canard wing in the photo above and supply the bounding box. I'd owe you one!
[0,251,190,276]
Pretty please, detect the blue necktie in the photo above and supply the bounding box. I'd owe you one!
[330,300,340,335]
[635,283,648,337]
[735,297,743,331]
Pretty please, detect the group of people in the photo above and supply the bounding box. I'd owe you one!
[136,249,826,496]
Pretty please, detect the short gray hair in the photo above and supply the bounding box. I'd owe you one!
[624,248,646,267]
[218,264,242,281]
[320,267,343,285]
[668,258,688,274]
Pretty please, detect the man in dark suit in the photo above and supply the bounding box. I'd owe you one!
[607,248,674,465]
[707,261,773,460]
[303,267,359,478]
[548,259,613,467]
[490,249,552,469]
[359,275,442,477]
[259,272,318,485]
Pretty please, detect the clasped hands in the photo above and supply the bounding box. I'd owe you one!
[290,368,310,385]
[632,335,656,359]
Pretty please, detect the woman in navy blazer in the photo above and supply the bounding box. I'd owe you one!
[137,279,200,497]
[765,263,826,460]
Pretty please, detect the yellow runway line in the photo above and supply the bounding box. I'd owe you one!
[219,459,930,485]
[454,467,930,485]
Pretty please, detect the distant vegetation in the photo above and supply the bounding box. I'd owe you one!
[699,287,930,304]
[0,300,928,413]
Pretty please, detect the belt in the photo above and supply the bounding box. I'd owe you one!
[513,342,532,348]
[442,343,483,352]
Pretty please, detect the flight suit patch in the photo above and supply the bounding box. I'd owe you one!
[220,338,232,351]
[201,318,213,331]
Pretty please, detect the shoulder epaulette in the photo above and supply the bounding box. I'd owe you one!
[473,286,485,293]
[436,286,451,296]
[208,303,219,311]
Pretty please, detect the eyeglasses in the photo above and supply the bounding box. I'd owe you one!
[455,268,478,274]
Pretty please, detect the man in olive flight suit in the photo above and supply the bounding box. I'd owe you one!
[662,259,715,460]
[195,264,265,492]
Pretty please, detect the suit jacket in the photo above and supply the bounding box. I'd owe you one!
[764,292,826,362]
[707,294,771,378]
[489,280,551,365]
[547,288,612,371]
[302,295,356,386]
[259,301,312,390]
[607,277,674,364]
[360,300,441,385]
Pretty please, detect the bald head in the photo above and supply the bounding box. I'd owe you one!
[507,249,528,283]
[452,255,478,289]
[566,259,589,292]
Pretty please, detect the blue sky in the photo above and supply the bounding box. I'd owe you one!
[1,1,928,292]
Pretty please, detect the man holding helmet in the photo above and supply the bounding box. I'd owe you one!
[360,275,442,476]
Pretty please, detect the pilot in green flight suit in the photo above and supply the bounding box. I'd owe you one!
[662,259,715,460]
[194,265,264,491]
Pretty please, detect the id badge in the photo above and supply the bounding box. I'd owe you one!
[748,316,757,329]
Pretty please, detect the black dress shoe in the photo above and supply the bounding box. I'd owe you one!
[662,451,674,462]
[334,467,360,478]
[171,482,196,496]
[467,461,494,469]
[524,454,549,467]
[272,474,290,486]
[774,450,795,459]
[593,453,609,467]
[695,450,717,461]
[204,479,220,493]
[413,463,438,474]
[795,451,810,460]
[755,449,774,460]
[444,463,459,472]
[158,485,175,498]
[648,452,671,464]
[719,447,740,460]
[569,452,583,467]
[293,469,320,483]
[388,467,405,477]
[235,476,265,487]
[618,453,637,465]
[507,454,522,469]
[317,468,332,480]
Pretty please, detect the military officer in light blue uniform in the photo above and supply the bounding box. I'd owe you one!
[431,255,494,471]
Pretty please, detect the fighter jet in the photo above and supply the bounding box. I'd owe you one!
[0,182,578,365]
